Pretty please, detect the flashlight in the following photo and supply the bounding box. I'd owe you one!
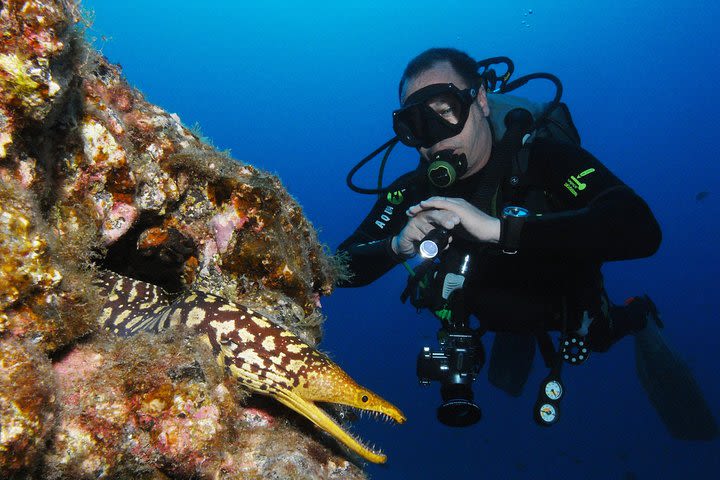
[419,228,450,259]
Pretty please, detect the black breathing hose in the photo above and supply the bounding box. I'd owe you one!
[346,136,400,195]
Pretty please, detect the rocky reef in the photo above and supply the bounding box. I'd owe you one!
[0,1,393,478]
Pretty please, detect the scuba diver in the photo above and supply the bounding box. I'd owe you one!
[337,48,718,438]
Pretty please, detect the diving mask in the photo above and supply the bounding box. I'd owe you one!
[393,83,478,148]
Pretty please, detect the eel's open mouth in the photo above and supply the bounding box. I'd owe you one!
[320,402,405,463]
[274,390,405,464]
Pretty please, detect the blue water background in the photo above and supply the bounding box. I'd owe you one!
[84,1,719,478]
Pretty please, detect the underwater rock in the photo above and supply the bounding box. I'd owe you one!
[0,178,98,353]
[0,0,397,476]
[0,0,79,159]
[2,0,336,341]
[0,337,57,478]
[44,331,366,479]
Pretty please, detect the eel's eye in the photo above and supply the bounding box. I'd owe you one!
[361,395,369,403]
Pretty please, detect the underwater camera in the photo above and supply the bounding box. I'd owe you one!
[417,328,484,427]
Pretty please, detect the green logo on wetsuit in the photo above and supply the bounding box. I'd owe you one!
[387,190,404,205]
[563,168,596,197]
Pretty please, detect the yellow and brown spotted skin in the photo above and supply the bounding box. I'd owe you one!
[95,271,405,464]
[96,271,175,335]
[97,272,330,394]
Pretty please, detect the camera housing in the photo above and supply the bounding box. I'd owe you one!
[417,330,484,426]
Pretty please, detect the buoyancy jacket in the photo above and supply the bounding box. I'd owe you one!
[337,138,661,332]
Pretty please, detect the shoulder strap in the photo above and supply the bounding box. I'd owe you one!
[484,108,534,209]
[465,109,530,214]
[510,143,531,185]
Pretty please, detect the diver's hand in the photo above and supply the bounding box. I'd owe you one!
[406,196,501,244]
[390,207,461,258]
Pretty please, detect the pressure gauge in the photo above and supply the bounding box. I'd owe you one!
[538,403,558,425]
[534,376,564,426]
[544,379,563,401]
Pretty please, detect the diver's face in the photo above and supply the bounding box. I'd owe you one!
[401,61,492,178]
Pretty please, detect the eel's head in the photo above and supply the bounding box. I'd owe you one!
[192,294,405,464]
[93,274,406,463]
[273,353,406,464]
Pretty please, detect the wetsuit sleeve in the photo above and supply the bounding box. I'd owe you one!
[336,172,423,287]
[518,140,661,260]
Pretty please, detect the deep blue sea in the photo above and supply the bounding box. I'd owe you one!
[83,1,719,478]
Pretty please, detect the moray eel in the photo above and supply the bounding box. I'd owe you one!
[95,271,405,464]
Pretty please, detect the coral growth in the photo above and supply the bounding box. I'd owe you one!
[44,331,365,479]
[0,337,57,478]
[0,177,97,354]
[0,0,398,477]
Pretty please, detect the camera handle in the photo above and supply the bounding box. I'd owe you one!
[431,253,472,327]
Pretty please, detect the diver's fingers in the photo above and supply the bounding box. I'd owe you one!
[407,196,468,218]
[410,197,500,242]
[415,196,471,213]
[396,218,427,246]
[441,215,461,230]
[409,208,460,230]
[406,215,436,239]
[406,202,430,216]
[394,216,435,257]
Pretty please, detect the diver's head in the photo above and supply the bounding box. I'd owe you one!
[397,48,480,100]
[394,49,492,182]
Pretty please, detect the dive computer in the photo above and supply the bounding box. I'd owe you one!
[500,206,529,254]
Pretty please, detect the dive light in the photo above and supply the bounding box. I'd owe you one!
[419,228,450,259]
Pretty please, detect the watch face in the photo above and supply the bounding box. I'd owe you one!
[539,403,558,424]
[544,380,563,400]
[502,206,529,218]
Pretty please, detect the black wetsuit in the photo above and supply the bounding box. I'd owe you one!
[337,138,662,349]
